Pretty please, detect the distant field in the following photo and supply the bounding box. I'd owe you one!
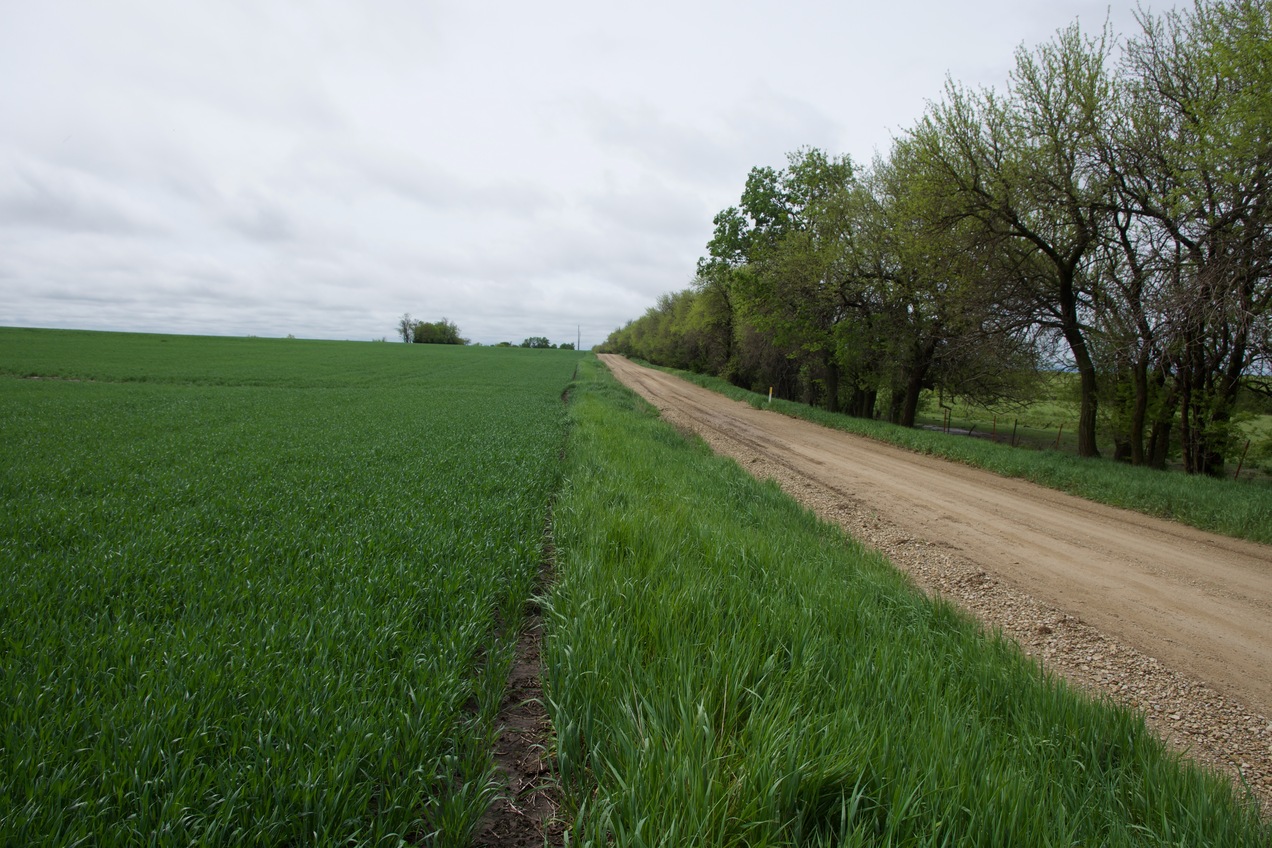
[913,372,1272,479]
[0,328,580,845]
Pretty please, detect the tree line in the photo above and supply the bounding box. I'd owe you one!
[397,314,467,345]
[602,0,1270,475]
[396,316,579,350]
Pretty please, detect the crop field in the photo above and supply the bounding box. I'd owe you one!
[546,359,1270,845]
[0,329,580,845]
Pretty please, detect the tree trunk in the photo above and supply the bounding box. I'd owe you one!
[1148,418,1172,469]
[824,360,841,414]
[898,337,938,428]
[848,386,877,419]
[1147,380,1175,470]
[888,389,903,425]
[1058,269,1100,458]
[1128,358,1149,466]
[899,362,932,428]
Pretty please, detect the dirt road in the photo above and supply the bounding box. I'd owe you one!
[601,355,1272,800]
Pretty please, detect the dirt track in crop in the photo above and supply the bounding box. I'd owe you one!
[601,355,1272,802]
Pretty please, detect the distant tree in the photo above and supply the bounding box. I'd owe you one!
[521,336,552,349]
[412,317,467,345]
[559,342,576,350]
[397,313,417,343]
[496,341,513,347]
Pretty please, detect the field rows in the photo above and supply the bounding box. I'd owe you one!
[0,332,578,845]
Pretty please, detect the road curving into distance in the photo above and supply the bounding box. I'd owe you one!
[600,354,1272,800]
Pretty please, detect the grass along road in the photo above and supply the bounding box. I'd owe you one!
[548,357,1268,844]
[600,353,1272,808]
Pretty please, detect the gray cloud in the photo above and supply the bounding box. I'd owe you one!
[0,158,163,235]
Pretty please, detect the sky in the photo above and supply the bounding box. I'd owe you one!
[0,0,1167,347]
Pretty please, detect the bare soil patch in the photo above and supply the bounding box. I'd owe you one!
[601,354,1272,810]
[470,558,564,848]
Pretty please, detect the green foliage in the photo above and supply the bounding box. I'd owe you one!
[412,316,466,345]
[546,359,1269,845]
[521,336,554,349]
[0,328,580,845]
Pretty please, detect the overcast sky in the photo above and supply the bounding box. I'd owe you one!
[1,0,1166,346]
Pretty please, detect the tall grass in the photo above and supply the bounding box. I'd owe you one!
[544,358,1269,846]
[0,329,581,845]
[642,363,1272,545]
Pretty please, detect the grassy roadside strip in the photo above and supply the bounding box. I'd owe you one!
[544,357,1268,846]
[633,361,1272,546]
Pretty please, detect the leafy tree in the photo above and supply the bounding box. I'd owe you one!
[721,149,863,411]
[909,23,1117,457]
[521,337,553,349]
[866,142,1043,426]
[1105,0,1272,473]
[412,318,467,345]
[397,313,416,343]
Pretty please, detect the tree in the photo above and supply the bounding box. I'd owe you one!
[723,149,863,412]
[521,337,552,349]
[1104,0,1272,473]
[909,23,1118,457]
[412,317,467,345]
[397,313,416,343]
[866,143,1043,426]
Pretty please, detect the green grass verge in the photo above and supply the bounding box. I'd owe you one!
[545,357,1269,846]
[0,328,581,845]
[634,361,1272,546]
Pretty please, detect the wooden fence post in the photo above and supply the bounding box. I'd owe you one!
[1234,439,1251,480]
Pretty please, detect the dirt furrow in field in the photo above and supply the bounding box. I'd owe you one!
[600,354,1272,809]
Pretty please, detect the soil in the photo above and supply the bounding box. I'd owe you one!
[600,354,1272,811]
[470,557,565,848]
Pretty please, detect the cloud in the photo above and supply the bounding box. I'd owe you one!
[343,143,560,217]
[0,156,163,235]
[220,191,298,243]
